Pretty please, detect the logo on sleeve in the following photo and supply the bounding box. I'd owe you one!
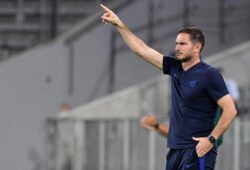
[185,162,194,168]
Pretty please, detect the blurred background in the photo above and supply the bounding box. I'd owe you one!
[0,0,249,169]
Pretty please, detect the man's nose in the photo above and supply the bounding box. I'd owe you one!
[175,45,180,51]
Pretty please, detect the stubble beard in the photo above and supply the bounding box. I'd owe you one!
[176,54,192,63]
[179,56,191,63]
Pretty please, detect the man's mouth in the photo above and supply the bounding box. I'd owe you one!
[176,52,182,56]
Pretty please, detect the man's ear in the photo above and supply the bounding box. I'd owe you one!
[194,43,202,53]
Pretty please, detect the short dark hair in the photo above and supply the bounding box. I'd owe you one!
[178,27,205,52]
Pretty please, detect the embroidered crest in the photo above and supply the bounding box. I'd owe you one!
[189,80,197,87]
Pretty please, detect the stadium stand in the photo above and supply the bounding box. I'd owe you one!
[0,0,116,61]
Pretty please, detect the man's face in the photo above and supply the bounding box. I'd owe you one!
[175,33,196,62]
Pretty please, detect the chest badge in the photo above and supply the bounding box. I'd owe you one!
[189,80,198,88]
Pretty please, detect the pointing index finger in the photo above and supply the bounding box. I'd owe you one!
[100,4,110,12]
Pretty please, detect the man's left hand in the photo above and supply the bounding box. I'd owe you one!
[192,137,213,158]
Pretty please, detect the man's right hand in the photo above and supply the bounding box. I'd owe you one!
[100,4,123,27]
[100,4,164,70]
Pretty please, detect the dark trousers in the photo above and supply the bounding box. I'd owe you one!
[165,146,217,170]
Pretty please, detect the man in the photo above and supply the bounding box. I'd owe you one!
[100,4,237,170]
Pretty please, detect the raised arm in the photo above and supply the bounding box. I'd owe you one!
[100,4,164,70]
